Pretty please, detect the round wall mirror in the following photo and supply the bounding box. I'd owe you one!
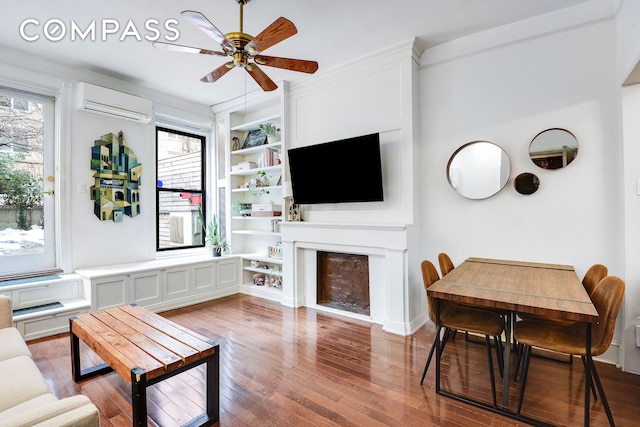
[447,141,511,200]
[529,128,578,169]
[514,172,540,195]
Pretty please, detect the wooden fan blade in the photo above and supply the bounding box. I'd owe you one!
[181,10,235,54]
[152,41,227,57]
[254,55,318,74]
[246,65,278,91]
[201,62,235,83]
[245,17,297,55]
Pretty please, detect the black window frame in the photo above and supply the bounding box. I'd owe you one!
[155,126,206,252]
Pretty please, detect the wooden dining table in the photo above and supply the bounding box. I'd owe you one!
[427,257,599,426]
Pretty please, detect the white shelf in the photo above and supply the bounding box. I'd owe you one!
[243,266,282,277]
[216,85,287,302]
[235,253,283,264]
[231,215,283,220]
[230,114,281,132]
[232,230,281,236]
[231,142,282,155]
[231,185,282,193]
[230,165,282,176]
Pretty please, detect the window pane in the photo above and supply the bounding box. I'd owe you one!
[0,95,45,257]
[158,191,203,249]
[157,130,202,191]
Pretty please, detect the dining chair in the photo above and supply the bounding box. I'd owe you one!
[513,275,625,425]
[420,260,505,407]
[438,252,455,276]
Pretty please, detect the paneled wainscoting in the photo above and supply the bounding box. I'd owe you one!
[27,294,640,426]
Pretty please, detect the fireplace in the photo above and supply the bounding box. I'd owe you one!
[317,252,370,315]
[281,221,423,336]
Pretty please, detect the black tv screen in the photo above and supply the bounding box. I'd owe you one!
[288,133,384,204]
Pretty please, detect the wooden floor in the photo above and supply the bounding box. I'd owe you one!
[27,294,640,426]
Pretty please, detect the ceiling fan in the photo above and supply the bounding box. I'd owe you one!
[153,0,318,92]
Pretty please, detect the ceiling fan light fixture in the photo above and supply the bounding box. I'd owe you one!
[162,0,318,92]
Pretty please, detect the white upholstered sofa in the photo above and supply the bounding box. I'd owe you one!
[0,295,99,427]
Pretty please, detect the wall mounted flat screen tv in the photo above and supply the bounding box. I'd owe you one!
[288,133,383,204]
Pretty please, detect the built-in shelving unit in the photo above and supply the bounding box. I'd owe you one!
[212,84,289,302]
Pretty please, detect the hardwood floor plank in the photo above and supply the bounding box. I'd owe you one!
[26,294,640,426]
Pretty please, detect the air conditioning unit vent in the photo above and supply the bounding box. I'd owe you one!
[76,82,152,124]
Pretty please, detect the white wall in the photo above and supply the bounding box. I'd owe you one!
[420,10,630,367]
[0,46,213,270]
[287,40,422,225]
[618,0,640,375]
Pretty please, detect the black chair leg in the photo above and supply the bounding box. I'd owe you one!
[516,345,532,415]
[513,342,523,382]
[485,335,497,407]
[581,356,598,401]
[588,358,616,427]
[493,336,504,378]
[421,327,450,385]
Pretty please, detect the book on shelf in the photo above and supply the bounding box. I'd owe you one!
[265,148,281,167]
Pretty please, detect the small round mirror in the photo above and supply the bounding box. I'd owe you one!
[529,128,578,169]
[447,141,511,200]
[514,172,540,195]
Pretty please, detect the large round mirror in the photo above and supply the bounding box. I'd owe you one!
[447,141,511,200]
[529,128,578,169]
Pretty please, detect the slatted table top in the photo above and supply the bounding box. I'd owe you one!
[428,257,598,322]
[70,305,216,383]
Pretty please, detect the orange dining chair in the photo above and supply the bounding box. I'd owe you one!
[438,252,455,276]
[513,275,624,425]
[420,260,505,407]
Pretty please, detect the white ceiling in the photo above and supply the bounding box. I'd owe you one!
[0,0,592,107]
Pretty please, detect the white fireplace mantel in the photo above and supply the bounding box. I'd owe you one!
[281,221,426,336]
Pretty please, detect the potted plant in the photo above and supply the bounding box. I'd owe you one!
[199,209,228,256]
[259,123,280,143]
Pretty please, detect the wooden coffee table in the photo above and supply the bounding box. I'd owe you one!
[70,304,219,426]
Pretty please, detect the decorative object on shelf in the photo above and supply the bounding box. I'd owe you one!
[152,1,319,92]
[248,170,271,197]
[252,203,282,217]
[231,136,240,151]
[268,242,282,258]
[90,131,141,222]
[290,204,301,221]
[231,161,257,172]
[283,180,294,221]
[198,209,228,256]
[231,201,252,216]
[529,128,578,170]
[253,273,265,286]
[242,129,267,149]
[251,260,260,268]
[514,172,540,195]
[259,123,280,143]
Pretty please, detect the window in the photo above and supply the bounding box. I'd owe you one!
[156,127,206,251]
[0,89,57,278]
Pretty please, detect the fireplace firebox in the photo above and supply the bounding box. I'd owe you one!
[316,251,370,315]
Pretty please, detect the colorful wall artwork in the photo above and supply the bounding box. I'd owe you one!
[90,131,141,222]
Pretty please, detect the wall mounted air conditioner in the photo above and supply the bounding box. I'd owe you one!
[76,82,153,124]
